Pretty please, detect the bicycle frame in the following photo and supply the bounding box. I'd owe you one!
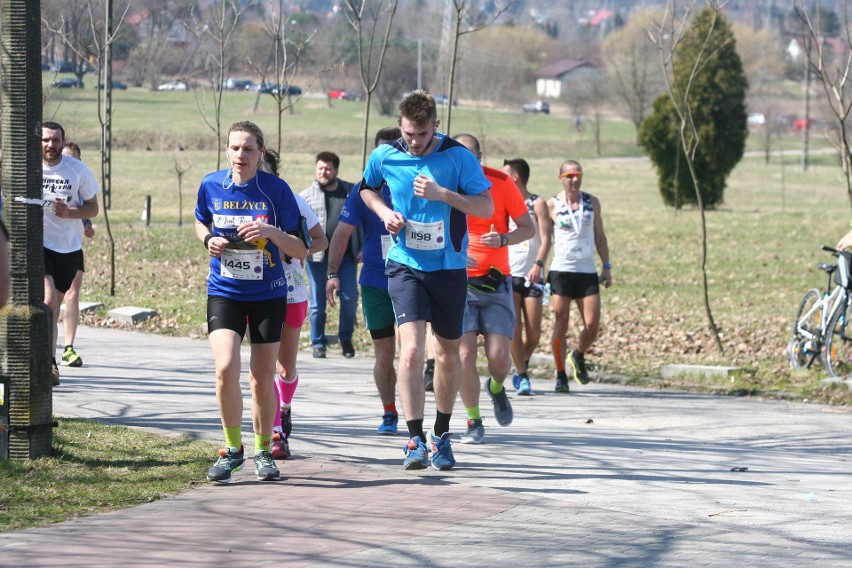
[796,285,848,348]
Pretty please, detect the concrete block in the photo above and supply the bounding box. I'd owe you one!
[108,306,158,325]
[660,364,747,379]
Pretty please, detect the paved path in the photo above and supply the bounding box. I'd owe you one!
[1,326,851,566]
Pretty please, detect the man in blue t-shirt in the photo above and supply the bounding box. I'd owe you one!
[327,127,402,437]
[359,90,493,471]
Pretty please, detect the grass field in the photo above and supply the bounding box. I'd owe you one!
[35,82,852,403]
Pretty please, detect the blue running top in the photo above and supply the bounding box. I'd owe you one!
[195,169,301,302]
[361,134,490,272]
[339,181,392,289]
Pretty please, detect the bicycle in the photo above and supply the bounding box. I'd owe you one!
[788,245,852,377]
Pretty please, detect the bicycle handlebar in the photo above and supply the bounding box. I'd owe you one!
[823,245,840,255]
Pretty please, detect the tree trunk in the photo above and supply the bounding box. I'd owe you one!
[0,0,54,460]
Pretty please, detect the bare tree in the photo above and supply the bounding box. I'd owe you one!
[648,0,735,354]
[441,0,513,136]
[601,8,667,131]
[187,0,252,170]
[172,157,191,227]
[43,1,131,296]
[794,1,852,217]
[342,0,399,168]
[250,0,318,155]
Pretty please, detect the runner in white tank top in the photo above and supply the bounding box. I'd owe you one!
[546,160,612,393]
[504,158,552,395]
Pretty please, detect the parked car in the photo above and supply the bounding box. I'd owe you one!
[259,82,301,96]
[328,88,348,99]
[522,100,550,114]
[51,78,80,89]
[747,112,765,127]
[343,90,365,101]
[95,81,128,90]
[158,80,188,91]
[432,93,457,106]
[51,61,75,73]
[223,78,255,91]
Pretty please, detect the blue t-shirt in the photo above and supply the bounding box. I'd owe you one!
[339,181,391,289]
[362,134,490,272]
[195,169,301,302]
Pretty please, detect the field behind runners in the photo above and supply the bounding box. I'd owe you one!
[33,80,852,403]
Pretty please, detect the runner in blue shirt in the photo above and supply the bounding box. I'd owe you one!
[327,127,402,437]
[195,121,307,483]
[359,91,493,471]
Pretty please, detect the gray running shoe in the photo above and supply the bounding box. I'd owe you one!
[207,445,245,483]
[460,418,485,444]
[254,450,281,481]
[485,377,513,426]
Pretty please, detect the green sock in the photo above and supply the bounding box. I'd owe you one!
[223,425,241,449]
[489,377,504,395]
[255,433,272,454]
[466,406,481,420]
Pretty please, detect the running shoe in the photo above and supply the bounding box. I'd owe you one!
[460,418,484,444]
[424,358,435,392]
[61,345,83,367]
[485,377,513,426]
[511,372,521,390]
[255,450,281,481]
[403,436,429,470]
[377,412,398,435]
[281,408,292,439]
[555,371,570,393]
[516,376,533,396]
[271,431,290,460]
[50,359,60,386]
[207,445,245,483]
[429,431,456,471]
[569,350,590,384]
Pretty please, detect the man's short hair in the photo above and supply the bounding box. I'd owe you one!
[503,158,530,186]
[316,151,340,169]
[63,141,82,160]
[42,121,66,140]
[399,90,437,124]
[374,126,401,147]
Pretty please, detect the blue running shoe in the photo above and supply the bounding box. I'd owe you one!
[403,436,429,470]
[378,412,399,435]
[430,431,456,470]
[516,376,533,396]
[511,372,521,390]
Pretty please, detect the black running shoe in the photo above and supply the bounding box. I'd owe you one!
[569,350,590,384]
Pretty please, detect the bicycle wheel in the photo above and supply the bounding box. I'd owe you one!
[788,288,822,370]
[825,297,852,377]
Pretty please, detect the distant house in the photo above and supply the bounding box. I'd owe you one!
[535,59,599,99]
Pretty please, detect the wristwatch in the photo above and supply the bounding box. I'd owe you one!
[500,234,509,247]
[535,259,544,267]
[326,273,339,280]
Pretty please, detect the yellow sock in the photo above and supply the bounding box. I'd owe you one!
[489,377,504,395]
[223,426,241,449]
[466,406,481,420]
[255,433,272,453]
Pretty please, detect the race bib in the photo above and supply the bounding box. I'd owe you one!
[566,238,592,260]
[220,248,263,280]
[381,234,392,259]
[405,219,443,251]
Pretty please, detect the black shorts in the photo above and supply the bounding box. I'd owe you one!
[385,260,467,340]
[207,295,287,344]
[511,276,544,299]
[44,248,84,294]
[547,271,599,299]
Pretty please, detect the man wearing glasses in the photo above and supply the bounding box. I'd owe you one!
[547,160,611,393]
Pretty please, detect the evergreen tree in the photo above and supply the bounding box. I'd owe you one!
[638,8,748,209]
